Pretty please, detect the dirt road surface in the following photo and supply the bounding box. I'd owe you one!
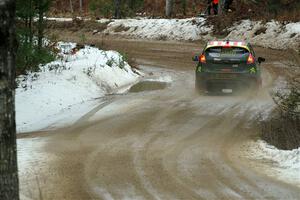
[18,36,300,200]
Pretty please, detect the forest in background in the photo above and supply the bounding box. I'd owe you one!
[48,0,300,21]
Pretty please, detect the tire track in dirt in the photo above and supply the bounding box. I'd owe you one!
[18,39,300,200]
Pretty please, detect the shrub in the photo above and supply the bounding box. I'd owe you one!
[261,71,300,150]
[261,111,300,150]
[89,0,144,18]
[16,36,56,75]
[16,0,54,75]
[89,0,114,18]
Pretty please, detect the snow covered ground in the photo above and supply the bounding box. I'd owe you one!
[246,140,300,187]
[47,17,300,50]
[98,17,211,41]
[16,42,140,133]
[226,20,300,51]
[96,18,300,51]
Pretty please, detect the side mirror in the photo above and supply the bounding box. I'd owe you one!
[258,57,266,64]
[192,55,199,62]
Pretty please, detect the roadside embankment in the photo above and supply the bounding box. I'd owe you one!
[16,42,141,133]
[47,17,300,51]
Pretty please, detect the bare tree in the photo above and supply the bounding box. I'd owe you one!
[0,0,19,199]
[166,0,173,17]
[218,0,224,15]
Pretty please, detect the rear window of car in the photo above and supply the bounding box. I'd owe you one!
[205,47,249,58]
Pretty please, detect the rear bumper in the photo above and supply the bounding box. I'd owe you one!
[195,72,261,92]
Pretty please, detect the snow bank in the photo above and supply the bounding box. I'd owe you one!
[46,17,300,50]
[95,18,300,50]
[246,140,300,187]
[46,17,73,22]
[227,20,300,50]
[16,42,140,133]
[98,18,211,41]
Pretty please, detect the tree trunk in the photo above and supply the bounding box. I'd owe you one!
[38,0,44,50]
[166,0,173,17]
[114,0,121,19]
[29,0,33,45]
[181,0,186,15]
[192,0,197,13]
[69,0,74,13]
[0,0,19,200]
[218,0,223,15]
[79,0,83,13]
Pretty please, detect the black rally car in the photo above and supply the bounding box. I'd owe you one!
[193,40,265,94]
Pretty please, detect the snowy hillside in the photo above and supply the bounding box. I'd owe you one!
[95,18,300,51]
[16,42,140,133]
[47,17,300,51]
[98,17,211,41]
[226,20,300,51]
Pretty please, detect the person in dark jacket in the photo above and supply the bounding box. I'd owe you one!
[207,0,219,15]
[224,0,233,12]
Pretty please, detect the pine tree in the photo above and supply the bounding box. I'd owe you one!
[37,0,51,50]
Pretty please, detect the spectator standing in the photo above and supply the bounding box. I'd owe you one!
[208,0,219,15]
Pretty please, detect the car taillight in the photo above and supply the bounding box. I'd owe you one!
[200,54,206,63]
[247,54,255,64]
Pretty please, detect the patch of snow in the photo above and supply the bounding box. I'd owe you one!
[95,18,300,51]
[97,18,112,24]
[246,140,300,187]
[48,17,300,50]
[45,17,73,22]
[45,17,92,22]
[101,18,212,41]
[16,42,140,133]
[227,20,300,50]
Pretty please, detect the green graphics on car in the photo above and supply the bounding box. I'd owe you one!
[193,40,265,94]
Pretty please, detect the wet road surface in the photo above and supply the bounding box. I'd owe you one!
[18,38,300,200]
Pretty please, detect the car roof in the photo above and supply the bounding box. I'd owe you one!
[205,40,250,51]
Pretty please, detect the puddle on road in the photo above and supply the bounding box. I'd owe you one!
[129,81,168,93]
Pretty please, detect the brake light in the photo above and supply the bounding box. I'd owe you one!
[199,54,206,63]
[247,54,255,64]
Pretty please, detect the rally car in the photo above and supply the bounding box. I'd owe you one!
[193,40,265,94]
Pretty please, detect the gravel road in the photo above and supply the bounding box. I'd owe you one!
[18,37,300,200]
